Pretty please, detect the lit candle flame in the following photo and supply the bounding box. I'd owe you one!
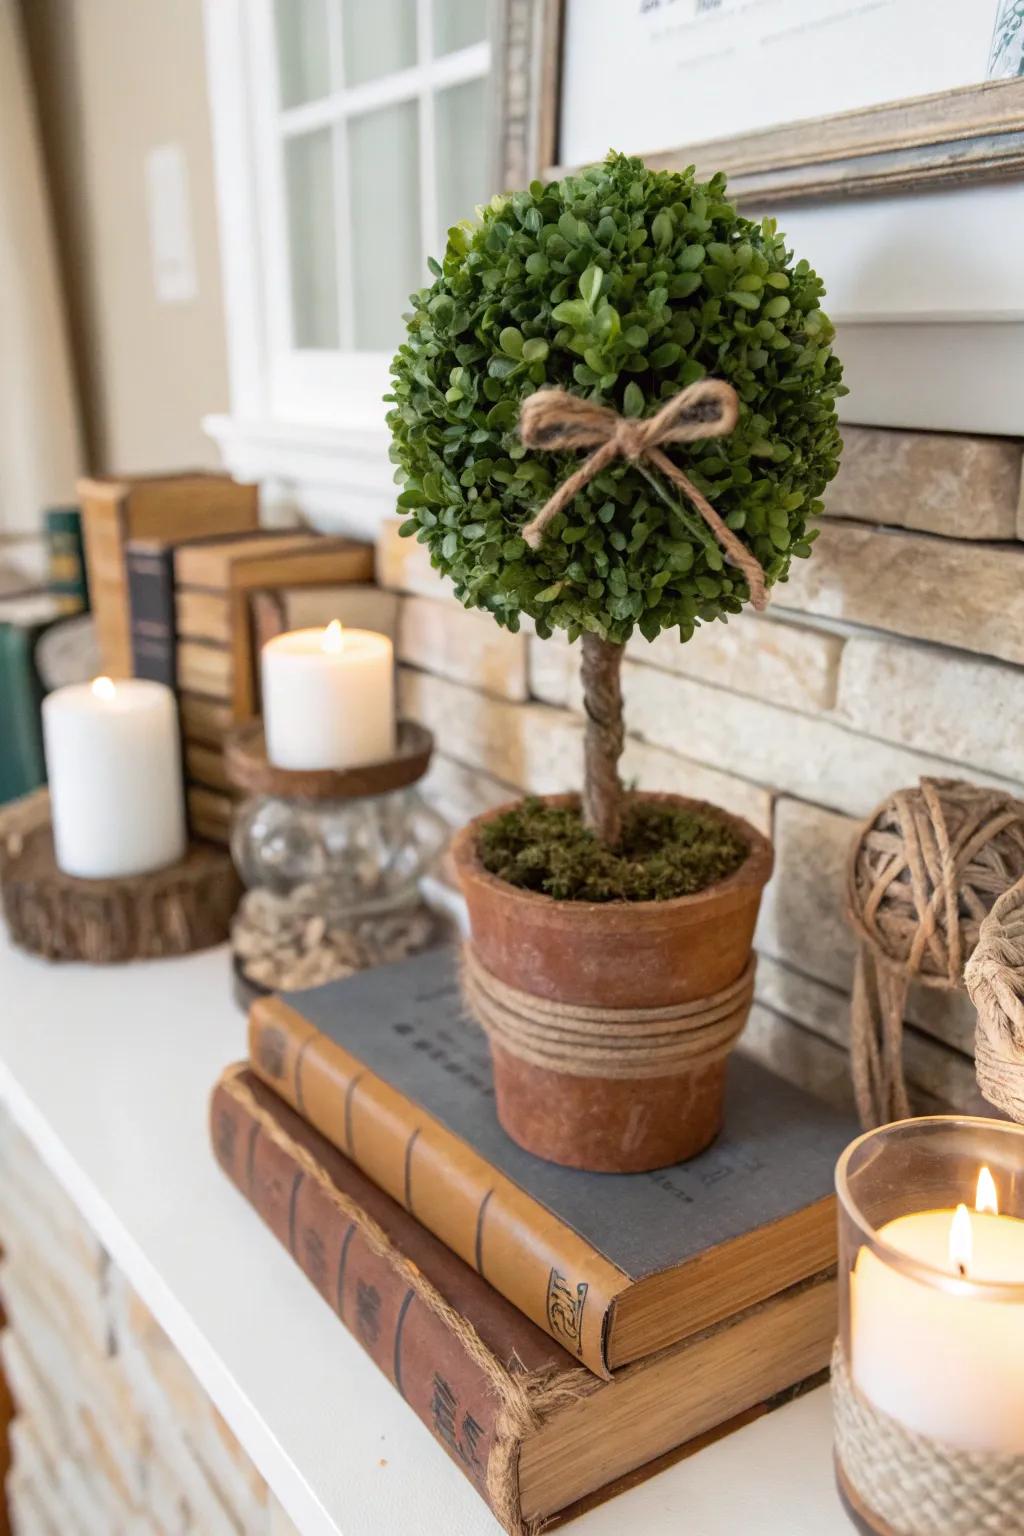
[91,676,116,702]
[950,1203,973,1278]
[976,1165,999,1216]
[322,619,344,654]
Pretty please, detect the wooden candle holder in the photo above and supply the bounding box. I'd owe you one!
[224,719,434,800]
[0,791,240,963]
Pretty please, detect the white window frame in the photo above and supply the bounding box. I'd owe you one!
[201,0,502,539]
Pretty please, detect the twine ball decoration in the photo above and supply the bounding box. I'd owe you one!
[846,778,1024,1128]
[965,876,1024,1125]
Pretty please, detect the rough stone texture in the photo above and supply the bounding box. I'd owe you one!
[530,613,841,716]
[837,634,1024,782]
[0,1109,292,1536]
[620,660,1023,818]
[376,518,448,599]
[740,1006,857,1115]
[779,519,1024,666]
[753,956,987,1114]
[420,751,518,828]
[398,594,528,700]
[825,425,1022,540]
[620,738,774,834]
[399,666,583,795]
[756,797,979,1056]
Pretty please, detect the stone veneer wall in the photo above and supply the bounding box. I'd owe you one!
[0,1110,300,1536]
[383,424,1024,1119]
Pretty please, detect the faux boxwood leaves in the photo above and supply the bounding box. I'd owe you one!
[387,152,844,646]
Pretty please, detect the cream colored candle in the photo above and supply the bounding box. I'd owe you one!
[261,621,395,770]
[852,1168,1024,1453]
[42,676,187,879]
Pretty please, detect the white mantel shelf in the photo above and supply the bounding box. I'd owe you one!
[0,933,850,1536]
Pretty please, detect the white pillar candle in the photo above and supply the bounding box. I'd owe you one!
[42,677,187,879]
[261,621,395,771]
[852,1169,1024,1454]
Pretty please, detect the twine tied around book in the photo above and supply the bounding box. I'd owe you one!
[965,876,1024,1124]
[831,1342,1024,1535]
[845,779,1024,1129]
[217,1067,594,1536]
[462,945,755,1079]
[518,379,768,612]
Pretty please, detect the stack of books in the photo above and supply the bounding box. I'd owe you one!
[210,947,853,1532]
[124,528,374,843]
[78,472,260,678]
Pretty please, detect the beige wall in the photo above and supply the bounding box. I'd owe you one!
[22,0,229,475]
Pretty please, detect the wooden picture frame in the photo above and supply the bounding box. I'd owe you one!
[496,0,1024,205]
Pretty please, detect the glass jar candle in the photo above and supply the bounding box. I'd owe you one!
[834,1117,1024,1533]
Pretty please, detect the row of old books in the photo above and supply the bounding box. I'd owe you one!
[77,473,375,842]
[210,947,855,1533]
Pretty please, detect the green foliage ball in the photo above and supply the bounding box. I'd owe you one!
[387,152,844,646]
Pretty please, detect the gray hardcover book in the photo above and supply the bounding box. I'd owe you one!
[250,947,854,1374]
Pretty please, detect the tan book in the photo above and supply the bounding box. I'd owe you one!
[184,742,233,794]
[176,641,231,699]
[77,473,258,676]
[186,787,235,845]
[174,590,232,644]
[174,534,374,719]
[179,694,234,747]
[248,583,400,655]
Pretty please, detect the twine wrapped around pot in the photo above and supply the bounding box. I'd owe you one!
[832,1343,1024,1536]
[964,876,1024,1124]
[846,779,1024,1129]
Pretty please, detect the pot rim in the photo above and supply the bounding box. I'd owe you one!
[451,789,773,917]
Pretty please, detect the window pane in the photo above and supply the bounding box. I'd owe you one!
[435,78,489,241]
[348,102,420,351]
[275,0,332,108]
[342,0,416,86]
[433,0,489,56]
[284,130,340,348]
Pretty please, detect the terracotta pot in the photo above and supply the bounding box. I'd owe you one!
[452,792,773,1172]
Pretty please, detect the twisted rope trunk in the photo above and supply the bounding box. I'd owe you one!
[580,633,625,848]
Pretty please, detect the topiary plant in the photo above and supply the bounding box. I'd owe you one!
[387,151,843,854]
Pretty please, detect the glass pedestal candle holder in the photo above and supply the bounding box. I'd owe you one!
[231,782,448,920]
[225,720,448,999]
[833,1117,1024,1536]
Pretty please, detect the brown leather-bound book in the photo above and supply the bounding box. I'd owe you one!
[248,948,854,1378]
[212,1066,836,1535]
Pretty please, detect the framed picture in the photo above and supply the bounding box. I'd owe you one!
[500,0,1024,204]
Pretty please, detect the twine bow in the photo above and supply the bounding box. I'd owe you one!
[518,378,767,611]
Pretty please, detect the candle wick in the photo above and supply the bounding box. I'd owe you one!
[957,1261,967,1278]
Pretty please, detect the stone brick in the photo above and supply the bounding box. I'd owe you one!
[420,752,517,829]
[529,613,841,715]
[397,595,528,700]
[399,668,582,795]
[619,739,774,834]
[824,425,1022,540]
[780,520,1024,666]
[620,661,1023,818]
[754,956,987,1113]
[740,1007,856,1115]
[837,635,1024,781]
[756,797,978,1055]
[376,518,448,599]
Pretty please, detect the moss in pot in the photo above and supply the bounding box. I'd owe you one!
[388,152,843,1171]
